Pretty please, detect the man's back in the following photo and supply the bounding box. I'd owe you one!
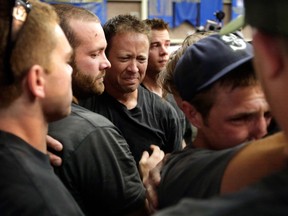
[0,131,83,215]
[157,143,245,209]
[49,103,146,215]
[155,167,288,216]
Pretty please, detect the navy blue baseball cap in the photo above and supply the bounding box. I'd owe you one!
[174,33,253,101]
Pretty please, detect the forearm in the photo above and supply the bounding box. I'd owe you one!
[221,131,288,193]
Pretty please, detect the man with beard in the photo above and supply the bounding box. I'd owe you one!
[48,4,148,216]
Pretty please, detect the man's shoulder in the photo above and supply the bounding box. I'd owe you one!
[138,86,178,113]
[158,145,245,207]
[156,167,288,216]
[163,145,244,171]
[48,104,121,152]
[71,103,116,128]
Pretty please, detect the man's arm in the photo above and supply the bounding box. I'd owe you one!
[221,131,288,194]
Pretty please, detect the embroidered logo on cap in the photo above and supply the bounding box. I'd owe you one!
[221,33,247,51]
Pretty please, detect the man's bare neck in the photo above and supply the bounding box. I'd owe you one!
[0,104,47,153]
[106,87,138,110]
[142,76,162,97]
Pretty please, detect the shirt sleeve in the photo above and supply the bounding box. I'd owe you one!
[62,125,146,215]
[158,145,244,209]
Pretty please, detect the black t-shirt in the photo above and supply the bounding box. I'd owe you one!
[0,131,84,216]
[165,93,193,145]
[154,167,288,216]
[79,86,183,164]
[49,104,146,216]
[141,84,192,143]
[158,144,245,209]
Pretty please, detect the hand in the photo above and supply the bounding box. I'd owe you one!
[139,145,165,182]
[142,152,170,214]
[46,135,63,166]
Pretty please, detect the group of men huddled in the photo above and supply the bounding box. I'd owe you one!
[1,0,288,215]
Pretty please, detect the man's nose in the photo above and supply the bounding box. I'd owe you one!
[249,117,269,140]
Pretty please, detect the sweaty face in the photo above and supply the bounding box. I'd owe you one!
[104,32,149,94]
[71,20,111,97]
[44,24,73,122]
[199,85,271,149]
[147,29,170,75]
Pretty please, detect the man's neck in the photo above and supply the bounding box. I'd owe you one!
[105,86,138,110]
[0,101,47,153]
[142,75,162,97]
[192,131,210,149]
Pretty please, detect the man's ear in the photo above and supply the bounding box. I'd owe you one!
[26,65,46,99]
[253,32,283,79]
[181,101,203,128]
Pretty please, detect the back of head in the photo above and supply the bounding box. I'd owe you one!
[0,0,59,108]
[245,0,288,37]
[160,31,214,98]
[144,18,169,31]
[103,14,150,55]
[53,4,100,49]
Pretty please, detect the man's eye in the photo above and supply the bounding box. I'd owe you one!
[91,53,100,58]
[138,58,147,63]
[264,111,272,120]
[151,43,160,48]
[231,115,252,122]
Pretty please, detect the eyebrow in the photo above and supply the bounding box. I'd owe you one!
[229,109,270,119]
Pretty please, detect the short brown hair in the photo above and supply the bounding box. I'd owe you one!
[144,18,169,31]
[103,14,151,56]
[190,61,258,122]
[159,32,213,98]
[0,0,59,107]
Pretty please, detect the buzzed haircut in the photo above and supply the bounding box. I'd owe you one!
[53,4,100,49]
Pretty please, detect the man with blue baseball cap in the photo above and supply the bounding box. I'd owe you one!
[154,32,275,210]
[153,0,288,215]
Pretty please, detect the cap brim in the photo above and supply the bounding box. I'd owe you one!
[220,15,244,35]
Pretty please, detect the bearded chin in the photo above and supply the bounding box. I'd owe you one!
[72,69,104,99]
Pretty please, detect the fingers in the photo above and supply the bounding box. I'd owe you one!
[139,151,150,164]
[139,151,150,179]
[46,135,63,166]
[140,145,165,211]
[46,135,63,151]
[47,151,62,167]
[150,145,165,162]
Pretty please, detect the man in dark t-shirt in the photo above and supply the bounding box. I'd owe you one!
[49,104,146,215]
[155,0,288,215]
[80,15,183,165]
[0,1,84,215]
[81,85,182,164]
[48,5,147,216]
[152,33,274,210]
